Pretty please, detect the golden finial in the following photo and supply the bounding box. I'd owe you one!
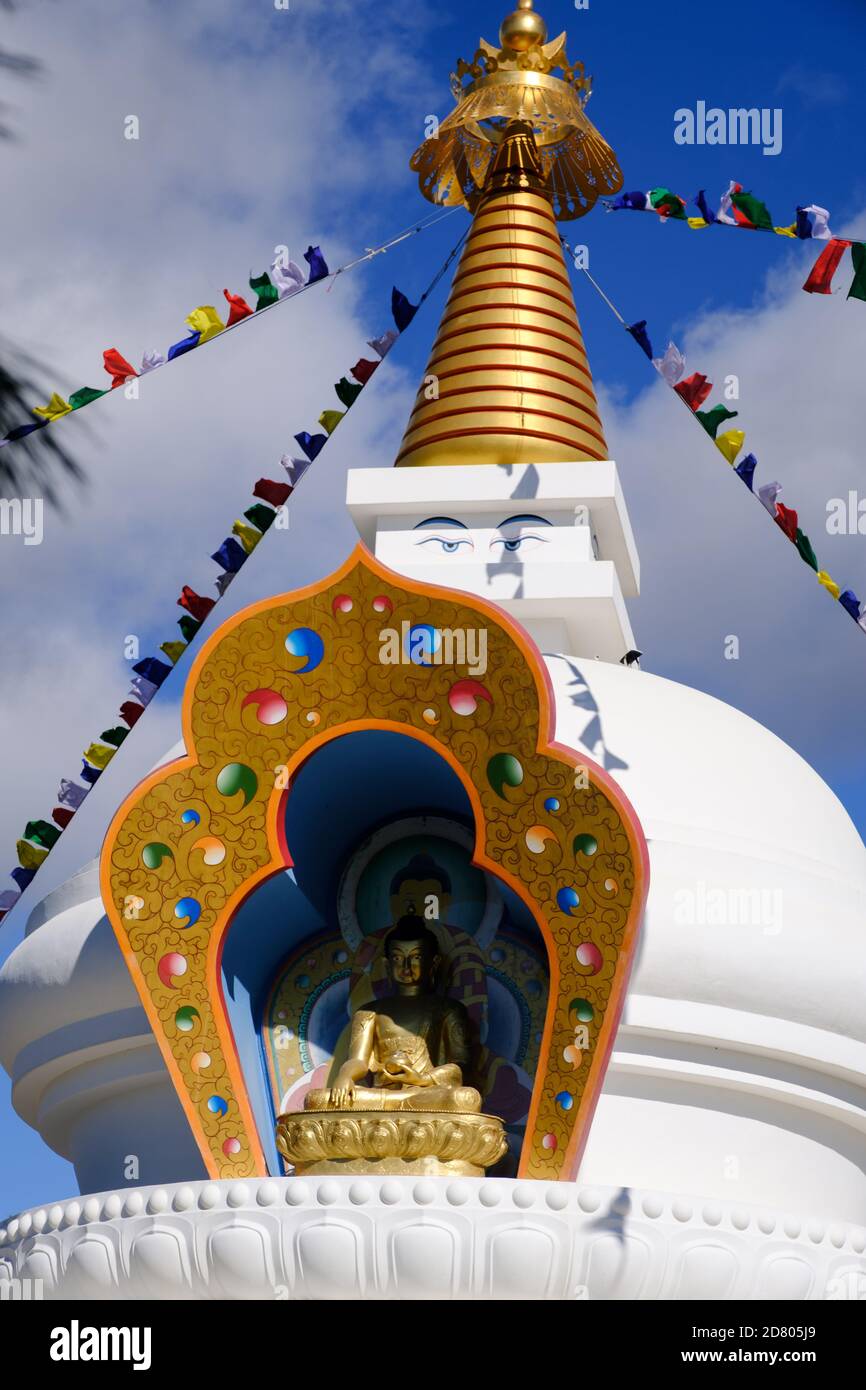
[410,1,622,221]
[398,4,616,469]
[500,0,548,52]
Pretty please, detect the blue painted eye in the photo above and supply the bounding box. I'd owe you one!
[416,536,473,554]
[490,533,549,554]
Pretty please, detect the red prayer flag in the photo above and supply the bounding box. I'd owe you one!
[673,372,713,411]
[803,239,851,295]
[254,478,291,507]
[351,358,379,385]
[52,806,75,829]
[178,585,216,623]
[120,700,145,727]
[224,289,254,326]
[775,502,799,542]
[103,348,138,388]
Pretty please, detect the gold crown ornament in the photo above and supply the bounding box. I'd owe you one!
[411,0,623,220]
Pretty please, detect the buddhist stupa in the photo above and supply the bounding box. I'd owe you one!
[1,1,864,1302]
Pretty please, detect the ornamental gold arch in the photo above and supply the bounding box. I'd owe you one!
[100,544,648,1181]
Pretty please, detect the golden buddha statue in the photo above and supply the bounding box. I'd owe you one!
[305,917,481,1113]
[276,917,507,1176]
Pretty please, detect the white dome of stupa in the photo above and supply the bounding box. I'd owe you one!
[2,646,864,1300]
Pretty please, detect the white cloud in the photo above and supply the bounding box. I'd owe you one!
[0,0,433,923]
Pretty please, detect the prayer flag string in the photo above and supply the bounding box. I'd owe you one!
[562,238,866,648]
[0,223,471,927]
[0,209,458,452]
[604,181,865,303]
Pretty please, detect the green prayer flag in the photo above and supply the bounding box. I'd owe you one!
[24,819,61,849]
[69,386,107,410]
[696,405,739,439]
[730,191,774,230]
[847,243,866,302]
[649,187,686,220]
[244,504,276,533]
[178,615,202,643]
[100,727,129,748]
[335,377,364,408]
[795,528,819,572]
[249,272,278,309]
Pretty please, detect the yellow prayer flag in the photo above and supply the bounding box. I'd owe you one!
[33,392,72,421]
[687,217,710,230]
[160,641,188,664]
[817,571,841,600]
[83,742,116,771]
[17,839,48,870]
[185,306,225,343]
[773,224,797,238]
[233,520,262,554]
[715,429,746,465]
[319,410,345,435]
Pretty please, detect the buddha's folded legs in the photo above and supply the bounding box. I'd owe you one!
[304,1083,482,1113]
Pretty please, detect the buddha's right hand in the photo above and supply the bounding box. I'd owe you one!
[330,1071,357,1109]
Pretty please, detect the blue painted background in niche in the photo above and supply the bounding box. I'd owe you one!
[221,731,546,1174]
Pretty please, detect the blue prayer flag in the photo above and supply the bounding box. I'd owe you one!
[295,432,327,461]
[392,288,418,333]
[612,191,649,211]
[133,657,172,687]
[840,589,861,620]
[627,320,653,359]
[167,332,201,361]
[735,454,758,491]
[5,421,48,442]
[212,538,247,574]
[695,190,717,224]
[304,246,329,284]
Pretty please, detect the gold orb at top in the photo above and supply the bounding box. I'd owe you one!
[499,0,548,52]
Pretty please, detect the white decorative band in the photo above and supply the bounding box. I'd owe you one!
[1,1178,864,1301]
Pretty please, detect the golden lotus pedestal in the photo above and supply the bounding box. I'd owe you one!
[276,1109,508,1177]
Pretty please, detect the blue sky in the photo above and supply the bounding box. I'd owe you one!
[0,0,864,1215]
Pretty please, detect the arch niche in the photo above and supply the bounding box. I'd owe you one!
[101,545,648,1183]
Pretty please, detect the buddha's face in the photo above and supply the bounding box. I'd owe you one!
[390,877,451,924]
[386,938,437,992]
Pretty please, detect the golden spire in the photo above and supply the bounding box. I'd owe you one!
[396,4,617,470]
[410,0,622,221]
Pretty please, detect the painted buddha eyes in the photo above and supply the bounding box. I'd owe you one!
[413,514,553,557]
[490,533,550,555]
[414,517,474,556]
[417,535,474,555]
